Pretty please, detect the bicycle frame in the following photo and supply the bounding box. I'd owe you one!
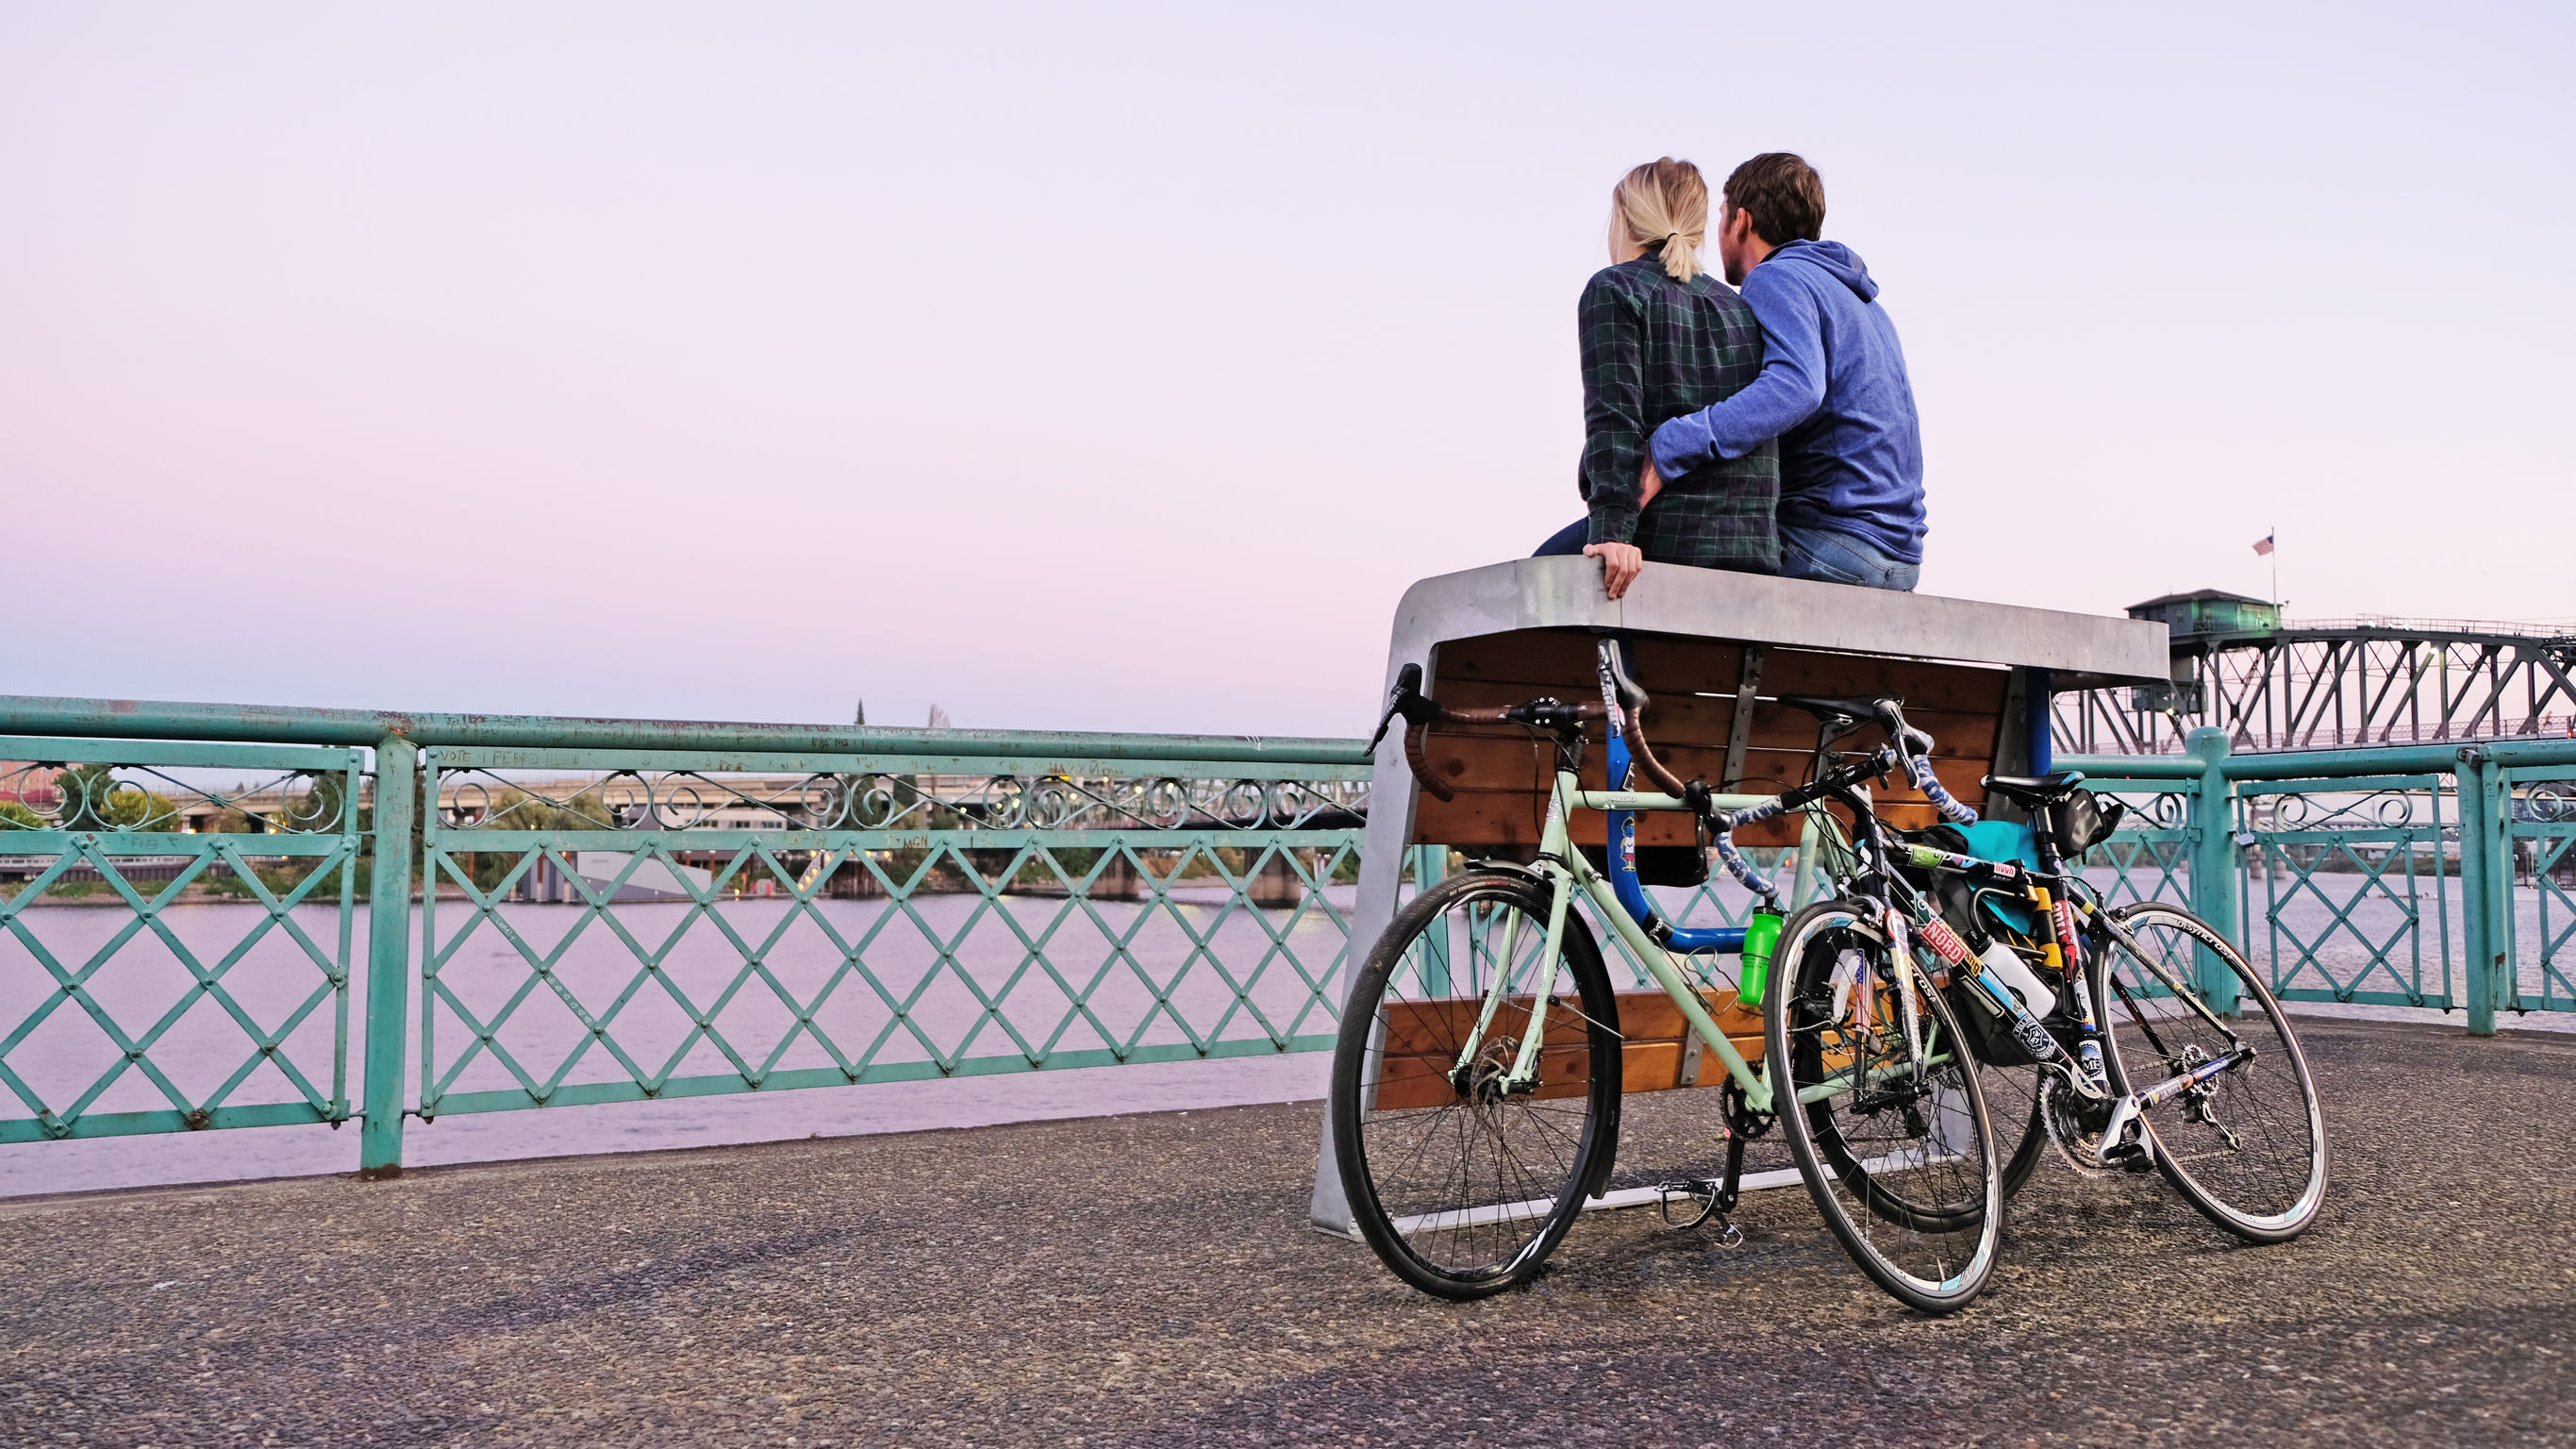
[1441,758,1932,1121]
[1799,770,2262,1125]
[1381,641,1980,1132]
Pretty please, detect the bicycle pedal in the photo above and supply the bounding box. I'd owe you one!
[1654,1178,1725,1231]
[2101,1136,2156,1174]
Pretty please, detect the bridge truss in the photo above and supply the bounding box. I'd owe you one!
[2054,616,2576,756]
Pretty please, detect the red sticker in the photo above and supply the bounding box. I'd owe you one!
[1917,917,1970,966]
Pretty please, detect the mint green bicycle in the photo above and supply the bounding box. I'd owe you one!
[1330,641,2003,1313]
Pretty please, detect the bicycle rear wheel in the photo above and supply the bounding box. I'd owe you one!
[1329,868,1621,1299]
[2092,901,2328,1242]
[1765,899,2003,1315]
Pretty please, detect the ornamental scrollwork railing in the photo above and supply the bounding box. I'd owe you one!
[433,766,1369,835]
[0,758,351,836]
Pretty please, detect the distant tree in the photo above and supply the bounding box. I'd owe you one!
[483,786,616,833]
[0,801,42,829]
[50,764,180,832]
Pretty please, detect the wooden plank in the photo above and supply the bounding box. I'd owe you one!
[1373,1041,1593,1110]
[1620,1036,1768,1091]
[1370,985,1767,1109]
[1414,736,1989,848]
[1382,994,1593,1055]
[1436,634,2007,722]
[1413,628,2012,853]
[1437,630,1749,696]
[1615,985,1762,1042]
[1759,650,2012,715]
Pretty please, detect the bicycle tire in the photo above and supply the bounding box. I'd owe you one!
[1763,898,2003,1314]
[1330,868,1622,1299]
[2092,901,2329,1243]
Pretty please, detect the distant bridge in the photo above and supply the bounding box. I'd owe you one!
[2056,611,2576,755]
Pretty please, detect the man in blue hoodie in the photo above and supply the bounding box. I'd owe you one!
[1646,154,1926,591]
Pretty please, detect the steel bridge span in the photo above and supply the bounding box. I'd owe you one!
[2056,614,2576,755]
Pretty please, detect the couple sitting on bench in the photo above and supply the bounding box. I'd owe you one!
[1535,153,1925,599]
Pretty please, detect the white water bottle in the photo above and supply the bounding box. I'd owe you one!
[1977,938,2057,1023]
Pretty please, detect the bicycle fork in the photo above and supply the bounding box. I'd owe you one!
[1447,858,1575,1099]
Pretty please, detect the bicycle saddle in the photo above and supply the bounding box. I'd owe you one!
[1981,771,2087,806]
[1776,694,1890,722]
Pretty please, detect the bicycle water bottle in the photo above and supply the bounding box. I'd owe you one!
[1737,909,1784,1008]
[1977,937,2056,1024]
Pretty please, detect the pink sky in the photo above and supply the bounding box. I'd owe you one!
[5,3,2568,737]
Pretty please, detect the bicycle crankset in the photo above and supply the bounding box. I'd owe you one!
[2039,1070,2153,1175]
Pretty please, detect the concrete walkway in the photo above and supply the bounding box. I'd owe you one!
[4,1020,2572,1447]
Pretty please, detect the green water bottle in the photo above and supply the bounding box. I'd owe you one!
[1737,908,1785,1008]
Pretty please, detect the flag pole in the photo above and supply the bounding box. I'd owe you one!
[2269,524,2279,611]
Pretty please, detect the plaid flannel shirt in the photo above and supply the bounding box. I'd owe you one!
[1578,251,1780,573]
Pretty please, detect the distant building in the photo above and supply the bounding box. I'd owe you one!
[2126,589,2280,638]
[0,763,60,809]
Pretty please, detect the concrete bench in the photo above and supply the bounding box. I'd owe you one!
[1312,557,2167,1234]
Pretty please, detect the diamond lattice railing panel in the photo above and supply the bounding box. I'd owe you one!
[2085,836,2193,909]
[416,827,1361,1114]
[2258,833,2437,1003]
[0,828,357,1140]
[2516,829,2576,1009]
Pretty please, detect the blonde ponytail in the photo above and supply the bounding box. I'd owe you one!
[1613,158,1709,282]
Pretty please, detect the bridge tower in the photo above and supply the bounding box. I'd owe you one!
[2056,593,2576,755]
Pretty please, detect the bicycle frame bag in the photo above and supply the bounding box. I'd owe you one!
[1895,823,2051,1068]
[2048,788,2126,861]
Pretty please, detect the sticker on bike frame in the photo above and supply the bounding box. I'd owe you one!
[1915,914,1971,966]
[1899,843,2020,880]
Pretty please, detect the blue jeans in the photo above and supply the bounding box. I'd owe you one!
[1533,519,1590,557]
[1780,524,1919,591]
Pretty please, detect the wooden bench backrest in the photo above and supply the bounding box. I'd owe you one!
[1410,627,2014,850]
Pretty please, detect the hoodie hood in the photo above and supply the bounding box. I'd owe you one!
[1768,239,1878,303]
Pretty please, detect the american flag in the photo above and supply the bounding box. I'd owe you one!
[2252,532,2275,557]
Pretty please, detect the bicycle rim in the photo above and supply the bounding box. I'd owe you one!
[1330,870,1621,1298]
[2094,902,2328,1242]
[1766,900,2003,1314]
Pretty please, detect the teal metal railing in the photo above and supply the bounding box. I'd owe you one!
[3,699,2570,1178]
[2069,729,2576,1033]
[0,700,1369,1173]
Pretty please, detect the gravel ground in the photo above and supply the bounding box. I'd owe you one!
[3,1019,2571,1447]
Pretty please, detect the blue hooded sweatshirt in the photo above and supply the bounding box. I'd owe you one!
[1647,240,1926,563]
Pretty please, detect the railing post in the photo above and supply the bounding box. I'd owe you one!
[358,736,419,1176]
[2185,726,2241,1014]
[2456,748,2505,1036]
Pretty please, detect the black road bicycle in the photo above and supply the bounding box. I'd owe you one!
[1749,696,2331,1242]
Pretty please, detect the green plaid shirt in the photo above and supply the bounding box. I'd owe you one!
[1578,251,1780,573]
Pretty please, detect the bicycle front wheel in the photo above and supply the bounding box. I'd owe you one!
[2092,901,2328,1242]
[1329,868,1621,1300]
[1764,898,2003,1315]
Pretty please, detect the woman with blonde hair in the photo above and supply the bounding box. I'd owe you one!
[1533,158,1779,597]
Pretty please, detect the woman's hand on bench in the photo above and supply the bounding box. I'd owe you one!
[1582,541,1644,600]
